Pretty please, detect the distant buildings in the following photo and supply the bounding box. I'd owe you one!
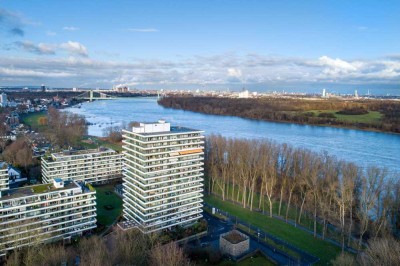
[0,179,96,256]
[238,89,249,98]
[122,120,204,233]
[113,86,129,93]
[41,148,123,184]
[0,93,7,107]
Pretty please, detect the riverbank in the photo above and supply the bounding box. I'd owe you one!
[158,96,400,134]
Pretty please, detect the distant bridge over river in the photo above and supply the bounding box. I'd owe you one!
[76,90,116,101]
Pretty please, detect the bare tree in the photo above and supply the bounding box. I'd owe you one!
[148,242,192,266]
[359,237,400,266]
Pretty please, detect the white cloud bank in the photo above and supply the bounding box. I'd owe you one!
[0,53,399,88]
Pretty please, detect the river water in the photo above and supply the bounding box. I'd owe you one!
[67,97,400,173]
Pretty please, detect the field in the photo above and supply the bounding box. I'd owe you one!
[21,111,48,131]
[94,184,123,226]
[310,110,382,124]
[205,195,343,265]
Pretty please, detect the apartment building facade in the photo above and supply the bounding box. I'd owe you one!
[0,179,96,256]
[42,147,123,184]
[0,163,8,194]
[122,120,204,233]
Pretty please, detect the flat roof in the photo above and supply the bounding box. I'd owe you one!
[130,126,203,136]
[0,181,80,201]
[50,147,116,159]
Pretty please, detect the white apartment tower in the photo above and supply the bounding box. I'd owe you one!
[122,120,204,233]
[42,148,123,184]
[0,163,8,194]
[0,179,96,256]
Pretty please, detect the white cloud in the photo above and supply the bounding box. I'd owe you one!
[0,67,74,77]
[63,26,80,31]
[15,41,56,55]
[127,28,159,32]
[227,68,242,78]
[60,41,88,57]
[319,56,358,76]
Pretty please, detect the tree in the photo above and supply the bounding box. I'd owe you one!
[359,237,400,266]
[2,137,35,171]
[148,242,192,266]
[78,236,111,266]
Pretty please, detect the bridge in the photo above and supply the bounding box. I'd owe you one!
[76,90,116,101]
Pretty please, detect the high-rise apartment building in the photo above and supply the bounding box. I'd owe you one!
[0,179,96,256]
[0,163,8,193]
[122,120,204,233]
[41,148,123,184]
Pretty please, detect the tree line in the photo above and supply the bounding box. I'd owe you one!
[158,96,400,133]
[204,135,400,252]
[4,229,191,266]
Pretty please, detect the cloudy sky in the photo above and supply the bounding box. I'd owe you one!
[0,0,399,91]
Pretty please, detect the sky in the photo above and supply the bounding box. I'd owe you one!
[0,0,399,91]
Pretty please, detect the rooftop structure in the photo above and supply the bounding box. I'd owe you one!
[122,120,204,233]
[0,179,96,256]
[41,147,123,184]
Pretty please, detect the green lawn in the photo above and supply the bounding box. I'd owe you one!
[94,184,123,226]
[21,111,48,131]
[205,195,342,265]
[310,110,382,124]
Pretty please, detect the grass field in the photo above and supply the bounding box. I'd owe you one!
[21,111,48,131]
[310,110,382,124]
[205,195,342,265]
[94,184,123,226]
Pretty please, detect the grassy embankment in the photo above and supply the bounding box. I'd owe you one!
[205,195,343,265]
[94,184,123,226]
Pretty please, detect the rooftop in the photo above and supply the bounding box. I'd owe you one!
[129,119,202,136]
[47,147,116,160]
[0,180,82,201]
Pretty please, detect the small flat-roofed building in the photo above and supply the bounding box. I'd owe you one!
[0,179,96,256]
[122,120,204,233]
[41,147,123,184]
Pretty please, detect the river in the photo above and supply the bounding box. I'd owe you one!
[67,97,400,173]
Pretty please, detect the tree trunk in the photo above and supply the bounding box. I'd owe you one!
[278,186,284,216]
[285,188,293,221]
[298,194,307,224]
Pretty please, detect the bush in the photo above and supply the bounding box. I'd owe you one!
[337,107,369,115]
[318,112,336,118]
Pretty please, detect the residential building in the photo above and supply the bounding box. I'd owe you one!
[0,163,8,194]
[122,120,204,233]
[0,93,7,107]
[0,179,96,256]
[41,147,123,184]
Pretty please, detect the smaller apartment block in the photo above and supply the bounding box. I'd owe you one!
[42,147,123,184]
[0,179,96,256]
